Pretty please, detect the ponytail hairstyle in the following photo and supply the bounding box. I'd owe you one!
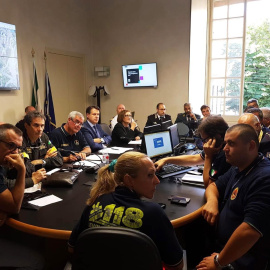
[86,151,148,205]
[86,165,116,206]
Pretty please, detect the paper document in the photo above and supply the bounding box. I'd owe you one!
[181,174,204,183]
[28,195,62,207]
[99,147,133,154]
[86,155,103,161]
[24,183,42,193]
[73,160,101,167]
[128,140,142,145]
[46,168,61,176]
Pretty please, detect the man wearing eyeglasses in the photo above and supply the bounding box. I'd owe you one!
[50,111,91,162]
[144,103,172,129]
[81,106,112,152]
[16,111,63,187]
[0,124,44,269]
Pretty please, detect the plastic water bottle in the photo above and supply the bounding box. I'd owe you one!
[102,153,109,164]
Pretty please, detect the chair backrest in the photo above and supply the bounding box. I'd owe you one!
[72,227,163,270]
[100,123,112,136]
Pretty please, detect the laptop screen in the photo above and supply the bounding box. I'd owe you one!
[144,130,173,158]
[168,124,180,149]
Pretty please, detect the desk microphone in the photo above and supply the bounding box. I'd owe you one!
[58,148,77,156]
[58,148,81,161]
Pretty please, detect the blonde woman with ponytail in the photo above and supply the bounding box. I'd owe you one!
[69,151,184,270]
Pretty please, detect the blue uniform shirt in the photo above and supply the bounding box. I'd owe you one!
[49,124,89,157]
[215,154,270,269]
[0,166,7,194]
[69,186,183,267]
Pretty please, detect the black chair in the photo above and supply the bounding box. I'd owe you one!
[72,227,163,270]
[100,123,112,136]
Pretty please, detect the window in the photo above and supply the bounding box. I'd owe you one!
[208,0,270,118]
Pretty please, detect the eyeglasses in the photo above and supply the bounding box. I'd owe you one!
[124,114,132,117]
[0,140,22,151]
[201,137,210,144]
[71,119,83,127]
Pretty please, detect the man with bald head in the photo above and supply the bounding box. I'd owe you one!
[260,107,270,128]
[15,105,36,132]
[110,104,135,130]
[238,113,270,156]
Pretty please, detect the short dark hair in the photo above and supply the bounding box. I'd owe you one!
[156,103,164,109]
[24,111,45,126]
[246,108,263,122]
[200,105,210,112]
[247,98,258,105]
[117,110,130,123]
[198,116,228,139]
[0,124,22,141]
[86,105,100,114]
[184,103,191,107]
[227,124,259,149]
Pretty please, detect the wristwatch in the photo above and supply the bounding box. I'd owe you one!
[100,138,105,144]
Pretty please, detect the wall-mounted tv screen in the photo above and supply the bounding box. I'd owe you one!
[0,22,20,90]
[122,62,157,88]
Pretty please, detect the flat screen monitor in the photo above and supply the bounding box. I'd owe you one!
[144,130,172,159]
[0,22,20,90]
[122,63,157,88]
[169,124,180,149]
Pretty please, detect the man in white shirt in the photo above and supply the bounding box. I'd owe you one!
[110,104,136,130]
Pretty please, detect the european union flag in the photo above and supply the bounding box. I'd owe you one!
[44,70,56,134]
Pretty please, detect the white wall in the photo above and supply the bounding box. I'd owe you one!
[89,0,192,127]
[0,0,93,124]
[0,0,192,128]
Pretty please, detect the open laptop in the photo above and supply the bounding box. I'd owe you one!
[144,130,173,159]
[144,130,193,178]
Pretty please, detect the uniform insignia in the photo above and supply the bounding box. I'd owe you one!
[26,147,32,153]
[21,152,29,159]
[39,144,46,150]
[231,187,238,200]
[61,144,69,147]
[210,169,217,176]
[74,140,80,146]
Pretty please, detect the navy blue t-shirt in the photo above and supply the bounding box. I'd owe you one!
[0,166,7,194]
[49,124,89,157]
[215,154,270,268]
[69,186,183,267]
[200,149,231,181]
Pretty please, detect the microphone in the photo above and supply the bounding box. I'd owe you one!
[58,148,77,156]
[58,148,81,161]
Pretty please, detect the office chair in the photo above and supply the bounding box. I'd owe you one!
[72,227,163,270]
[100,123,112,136]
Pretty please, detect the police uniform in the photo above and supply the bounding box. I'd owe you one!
[15,132,63,188]
[174,112,201,137]
[49,124,89,157]
[22,132,63,169]
[69,186,183,267]
[200,149,231,181]
[259,129,270,157]
[215,154,270,269]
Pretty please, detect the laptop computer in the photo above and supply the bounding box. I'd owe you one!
[144,130,173,159]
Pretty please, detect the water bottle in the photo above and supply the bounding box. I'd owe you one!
[102,153,109,164]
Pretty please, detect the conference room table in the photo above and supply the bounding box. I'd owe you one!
[6,153,206,241]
